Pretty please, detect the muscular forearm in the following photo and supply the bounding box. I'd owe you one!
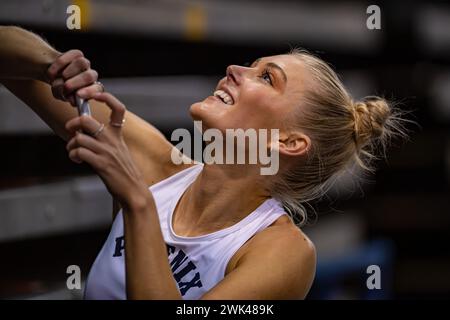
[0,26,60,82]
[123,193,182,300]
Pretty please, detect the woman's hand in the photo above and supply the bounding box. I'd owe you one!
[46,49,103,106]
[65,92,150,210]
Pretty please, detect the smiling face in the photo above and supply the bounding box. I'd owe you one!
[189,54,310,134]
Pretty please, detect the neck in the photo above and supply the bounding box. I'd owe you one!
[174,163,270,235]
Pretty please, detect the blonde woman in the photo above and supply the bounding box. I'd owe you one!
[0,26,404,299]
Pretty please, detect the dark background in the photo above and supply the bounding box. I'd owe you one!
[0,0,448,299]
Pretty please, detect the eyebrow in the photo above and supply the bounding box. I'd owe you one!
[251,58,287,84]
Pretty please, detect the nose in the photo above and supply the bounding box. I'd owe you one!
[226,64,250,86]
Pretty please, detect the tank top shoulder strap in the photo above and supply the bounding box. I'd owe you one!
[150,163,204,194]
[148,163,203,224]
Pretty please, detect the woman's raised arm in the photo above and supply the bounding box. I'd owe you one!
[0,26,187,188]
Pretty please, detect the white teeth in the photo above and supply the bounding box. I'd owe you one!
[213,90,234,105]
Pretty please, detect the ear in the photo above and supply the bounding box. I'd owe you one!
[276,131,311,157]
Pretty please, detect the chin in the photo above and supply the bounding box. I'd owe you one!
[189,98,230,130]
[189,101,204,121]
[188,102,213,132]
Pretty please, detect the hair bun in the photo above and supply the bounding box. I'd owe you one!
[352,96,390,148]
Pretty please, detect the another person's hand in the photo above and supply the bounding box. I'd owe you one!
[46,50,103,106]
[64,92,149,210]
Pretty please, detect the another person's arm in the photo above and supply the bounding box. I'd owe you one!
[0,26,187,191]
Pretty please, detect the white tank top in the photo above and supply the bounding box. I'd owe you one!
[84,164,287,300]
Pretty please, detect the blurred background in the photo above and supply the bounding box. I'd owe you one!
[0,0,448,299]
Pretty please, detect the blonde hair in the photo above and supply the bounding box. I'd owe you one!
[270,48,408,226]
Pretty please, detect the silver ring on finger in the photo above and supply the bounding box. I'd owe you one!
[92,123,105,138]
[95,81,105,93]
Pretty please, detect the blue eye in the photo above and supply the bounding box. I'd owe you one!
[261,69,273,85]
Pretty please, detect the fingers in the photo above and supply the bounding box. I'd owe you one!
[92,92,126,129]
[47,49,84,82]
[47,49,99,106]
[61,56,91,80]
[51,69,98,106]
[68,146,103,169]
[66,131,106,163]
[77,82,104,100]
[63,69,98,97]
[65,114,104,137]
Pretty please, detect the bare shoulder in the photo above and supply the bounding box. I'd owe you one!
[246,215,316,262]
[211,215,316,299]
